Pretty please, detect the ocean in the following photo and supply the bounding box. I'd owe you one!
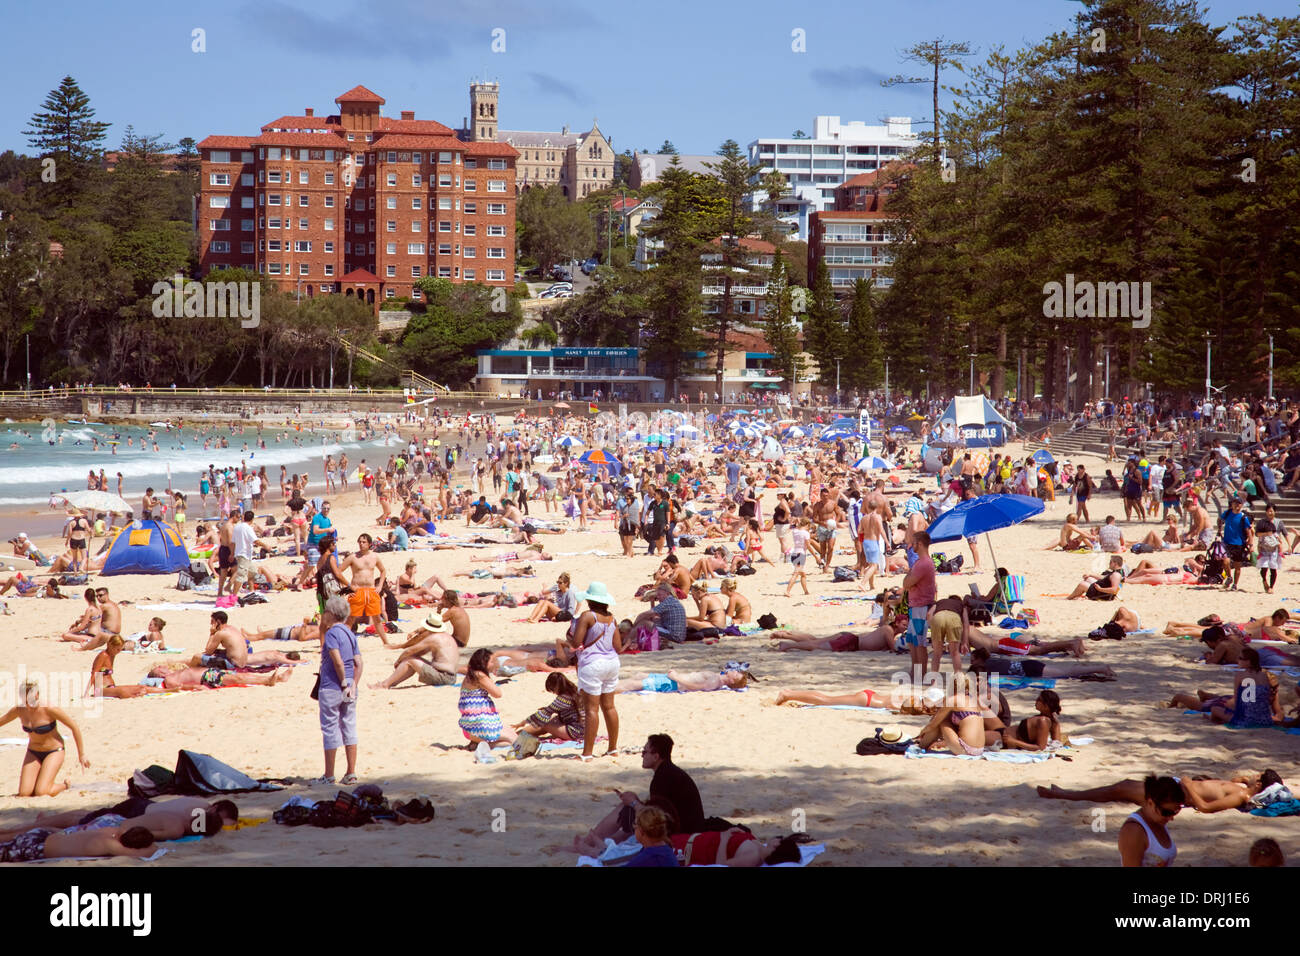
[0,419,403,508]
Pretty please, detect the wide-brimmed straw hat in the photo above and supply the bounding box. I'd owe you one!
[879,726,906,744]
[423,612,450,632]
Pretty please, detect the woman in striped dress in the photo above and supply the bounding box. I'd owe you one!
[458,649,517,746]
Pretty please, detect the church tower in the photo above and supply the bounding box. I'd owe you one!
[469,81,498,142]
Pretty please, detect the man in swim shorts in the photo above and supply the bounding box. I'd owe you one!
[342,533,387,632]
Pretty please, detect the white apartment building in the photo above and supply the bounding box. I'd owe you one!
[747,115,916,240]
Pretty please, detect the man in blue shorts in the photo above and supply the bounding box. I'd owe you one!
[901,531,938,673]
[1218,496,1254,591]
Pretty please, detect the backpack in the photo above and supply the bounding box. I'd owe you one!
[384,587,400,621]
[832,566,859,582]
[1207,538,1228,562]
[176,568,195,591]
[677,535,698,548]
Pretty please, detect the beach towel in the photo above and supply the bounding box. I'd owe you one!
[28,847,168,863]
[138,602,218,611]
[903,745,1054,763]
[994,677,1058,691]
[578,835,825,867]
[797,705,893,713]
[1250,799,1300,817]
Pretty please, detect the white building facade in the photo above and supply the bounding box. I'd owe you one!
[746,115,916,241]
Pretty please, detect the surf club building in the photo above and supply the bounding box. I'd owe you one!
[473,335,801,402]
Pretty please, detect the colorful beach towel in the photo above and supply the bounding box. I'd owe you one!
[903,745,1053,763]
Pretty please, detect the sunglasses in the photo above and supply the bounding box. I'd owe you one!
[1156,804,1180,818]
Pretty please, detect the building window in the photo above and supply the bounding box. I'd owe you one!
[368,198,376,210]
[210,173,230,186]
[464,180,476,192]
[463,246,476,258]
[210,150,230,164]
[299,195,309,206]
[464,202,477,214]
[324,196,334,207]
[324,264,334,276]
[487,224,505,236]
[486,269,505,281]
[298,170,309,184]
[299,263,310,276]
[487,247,505,258]
[386,221,396,232]
[411,266,421,277]
[209,196,230,208]
[411,220,421,232]
[241,241,254,254]
[463,224,476,236]
[438,243,451,255]
[268,194,281,206]
[438,221,451,232]
[241,219,254,231]
[323,218,334,230]
[209,219,230,231]
[488,158,507,170]
[324,171,334,185]
[439,174,452,187]
[323,241,333,253]
[241,151,253,163]
[268,263,281,274]
[487,203,505,214]
[438,266,452,277]
[386,197,397,209]
[386,173,397,186]
[386,242,397,254]
[298,218,308,229]
[408,242,424,254]
[386,265,396,277]
[268,239,281,251]
[438,197,452,210]
[355,222,365,234]
[268,217,280,228]
[294,240,312,252]
[241,173,254,186]
[387,151,397,163]
[412,174,422,187]
[465,158,477,169]
[240,196,254,208]
[463,269,476,280]
[268,171,281,183]
[439,151,452,164]
[210,240,230,252]
[411,197,421,209]
[412,152,422,164]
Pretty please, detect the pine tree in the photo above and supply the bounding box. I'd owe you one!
[802,259,843,392]
[763,251,803,398]
[23,76,110,211]
[843,277,883,392]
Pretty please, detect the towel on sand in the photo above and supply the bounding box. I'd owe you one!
[578,835,825,867]
[1250,799,1300,817]
[903,745,1054,763]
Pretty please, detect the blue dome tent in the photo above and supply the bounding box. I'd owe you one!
[101,519,191,576]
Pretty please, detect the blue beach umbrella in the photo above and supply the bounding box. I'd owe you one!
[852,455,896,471]
[1031,448,1056,465]
[556,435,584,449]
[890,426,913,435]
[926,494,1044,597]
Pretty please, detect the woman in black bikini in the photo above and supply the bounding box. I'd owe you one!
[999,690,1064,751]
[0,680,90,796]
[85,636,155,699]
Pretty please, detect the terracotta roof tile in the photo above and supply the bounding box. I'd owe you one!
[251,131,347,147]
[464,141,519,158]
[341,269,380,283]
[335,85,385,104]
[370,134,463,150]
[261,115,336,131]
[377,118,455,135]
[198,135,256,150]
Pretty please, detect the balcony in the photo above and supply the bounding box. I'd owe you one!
[823,255,886,265]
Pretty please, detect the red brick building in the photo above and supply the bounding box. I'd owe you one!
[198,85,518,306]
[806,164,909,293]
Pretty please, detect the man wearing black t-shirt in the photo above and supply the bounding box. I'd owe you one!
[572,734,706,850]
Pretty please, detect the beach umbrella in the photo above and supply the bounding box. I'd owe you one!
[674,424,700,438]
[852,456,896,471]
[555,435,584,448]
[819,428,864,442]
[1031,448,1056,465]
[578,449,622,475]
[782,425,810,439]
[732,424,763,440]
[890,426,913,435]
[55,490,132,514]
[760,436,783,461]
[645,433,671,445]
[553,402,571,409]
[533,455,555,464]
[925,494,1044,601]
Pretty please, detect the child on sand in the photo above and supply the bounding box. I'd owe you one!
[458,648,517,749]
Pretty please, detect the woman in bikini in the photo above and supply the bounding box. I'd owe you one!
[85,636,155,699]
[913,697,1004,757]
[742,518,774,567]
[719,579,751,624]
[774,620,901,653]
[1038,769,1285,812]
[0,679,90,796]
[998,690,1064,751]
[396,560,441,604]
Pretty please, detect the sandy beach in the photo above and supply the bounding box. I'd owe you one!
[1,433,1297,867]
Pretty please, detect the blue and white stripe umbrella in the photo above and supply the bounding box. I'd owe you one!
[819,427,863,442]
[853,455,896,471]
[733,424,763,440]
[556,435,584,449]
[782,425,811,439]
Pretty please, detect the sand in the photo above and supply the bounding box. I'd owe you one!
[1,436,1297,867]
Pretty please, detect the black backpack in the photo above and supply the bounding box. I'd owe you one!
[833,566,859,582]
[856,728,913,756]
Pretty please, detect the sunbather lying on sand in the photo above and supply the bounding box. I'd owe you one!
[145,662,293,690]
[4,795,237,842]
[241,618,322,643]
[615,669,750,694]
[1164,609,1295,641]
[1038,770,1286,813]
[969,648,1115,680]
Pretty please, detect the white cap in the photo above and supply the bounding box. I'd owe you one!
[17,532,27,540]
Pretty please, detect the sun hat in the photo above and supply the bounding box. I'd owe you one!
[423,612,450,631]
[879,726,906,744]
[576,581,616,607]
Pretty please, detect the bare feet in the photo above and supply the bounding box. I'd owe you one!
[774,689,790,705]
[1069,638,1085,658]
[272,667,293,684]
[1036,784,1063,798]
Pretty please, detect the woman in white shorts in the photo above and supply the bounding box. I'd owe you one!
[570,581,623,762]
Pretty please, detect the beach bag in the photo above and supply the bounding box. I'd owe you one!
[856,728,913,756]
[189,561,211,585]
[1260,532,1281,554]
[677,535,698,548]
[736,564,756,575]
[757,613,778,630]
[832,566,859,582]
[176,568,195,591]
[635,624,660,652]
[1207,538,1228,563]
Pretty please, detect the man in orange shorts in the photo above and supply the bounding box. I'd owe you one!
[342,533,387,633]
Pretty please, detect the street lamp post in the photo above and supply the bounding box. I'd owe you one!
[25,334,30,393]
[1064,347,1072,414]
[1204,333,1212,403]
[1103,346,1110,400]
[835,357,842,409]
[969,350,975,395]
[884,359,890,407]
[1268,332,1274,400]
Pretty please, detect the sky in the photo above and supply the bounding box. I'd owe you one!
[1,0,1294,156]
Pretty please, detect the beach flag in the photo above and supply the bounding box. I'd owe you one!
[589,402,599,414]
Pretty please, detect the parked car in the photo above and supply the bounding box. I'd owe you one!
[581,258,599,275]
[547,282,573,291]
[551,266,572,281]
[555,291,576,298]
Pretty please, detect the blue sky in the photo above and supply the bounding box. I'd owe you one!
[1,0,1293,156]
